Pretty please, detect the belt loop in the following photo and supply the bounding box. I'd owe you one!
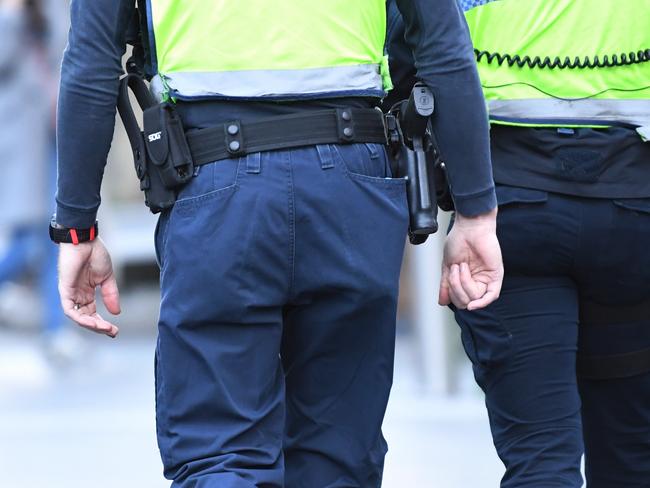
[316,144,335,170]
[246,152,261,174]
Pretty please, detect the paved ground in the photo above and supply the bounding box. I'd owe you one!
[0,327,503,488]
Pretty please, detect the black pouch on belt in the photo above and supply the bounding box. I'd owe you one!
[117,73,195,214]
[117,73,193,214]
[143,103,194,189]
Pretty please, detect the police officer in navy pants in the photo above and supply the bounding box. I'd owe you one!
[388,0,650,486]
[53,0,502,486]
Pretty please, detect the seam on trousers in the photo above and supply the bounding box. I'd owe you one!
[287,151,296,297]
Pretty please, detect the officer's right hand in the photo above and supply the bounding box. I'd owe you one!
[438,208,503,311]
[58,238,121,338]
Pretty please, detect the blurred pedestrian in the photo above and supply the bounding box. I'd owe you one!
[0,0,74,361]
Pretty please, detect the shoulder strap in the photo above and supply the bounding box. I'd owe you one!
[117,73,157,184]
[125,3,152,79]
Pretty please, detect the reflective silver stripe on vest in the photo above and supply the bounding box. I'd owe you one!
[151,64,383,99]
[488,99,650,126]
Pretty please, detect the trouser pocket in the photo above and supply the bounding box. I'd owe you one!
[454,304,513,372]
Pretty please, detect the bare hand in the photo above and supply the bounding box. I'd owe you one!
[438,209,503,311]
[58,238,121,338]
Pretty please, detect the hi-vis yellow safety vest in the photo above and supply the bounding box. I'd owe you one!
[145,0,393,101]
[461,0,650,137]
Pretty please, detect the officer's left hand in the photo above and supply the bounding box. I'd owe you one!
[438,209,503,311]
[58,238,121,338]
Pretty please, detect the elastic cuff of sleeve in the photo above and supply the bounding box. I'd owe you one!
[453,187,497,217]
[55,204,99,229]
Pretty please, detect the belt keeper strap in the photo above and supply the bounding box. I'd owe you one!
[224,121,245,156]
[336,108,355,142]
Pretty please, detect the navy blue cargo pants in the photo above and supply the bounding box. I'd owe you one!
[153,143,408,487]
[455,186,650,488]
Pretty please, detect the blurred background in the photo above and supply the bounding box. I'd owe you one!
[0,1,503,486]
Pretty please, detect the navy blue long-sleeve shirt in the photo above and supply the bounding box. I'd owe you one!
[56,0,496,228]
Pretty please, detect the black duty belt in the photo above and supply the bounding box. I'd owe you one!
[117,72,390,214]
[186,108,388,166]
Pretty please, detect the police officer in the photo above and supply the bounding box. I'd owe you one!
[390,0,650,486]
[52,0,502,486]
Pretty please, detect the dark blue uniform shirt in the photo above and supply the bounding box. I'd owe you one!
[56,0,497,228]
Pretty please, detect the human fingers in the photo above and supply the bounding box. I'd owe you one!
[60,289,94,319]
[62,298,119,338]
[77,312,119,338]
[448,287,465,310]
[101,273,121,315]
[88,312,119,338]
[448,264,471,309]
[438,265,451,306]
[459,262,487,301]
[467,279,502,311]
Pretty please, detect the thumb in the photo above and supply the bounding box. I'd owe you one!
[101,273,121,315]
[467,279,502,311]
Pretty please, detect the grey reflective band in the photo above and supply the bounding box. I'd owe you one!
[152,64,384,99]
[488,99,650,127]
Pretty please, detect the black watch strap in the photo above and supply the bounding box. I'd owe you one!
[49,218,99,245]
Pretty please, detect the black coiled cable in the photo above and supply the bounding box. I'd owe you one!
[475,48,650,69]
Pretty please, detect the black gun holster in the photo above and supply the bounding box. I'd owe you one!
[386,82,453,245]
[117,73,194,213]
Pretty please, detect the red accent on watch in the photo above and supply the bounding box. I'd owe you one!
[49,218,99,244]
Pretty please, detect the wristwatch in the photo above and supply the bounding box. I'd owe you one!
[49,216,99,245]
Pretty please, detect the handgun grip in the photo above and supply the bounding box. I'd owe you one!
[400,82,434,139]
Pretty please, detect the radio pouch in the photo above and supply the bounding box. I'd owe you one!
[143,103,194,189]
[117,73,195,214]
